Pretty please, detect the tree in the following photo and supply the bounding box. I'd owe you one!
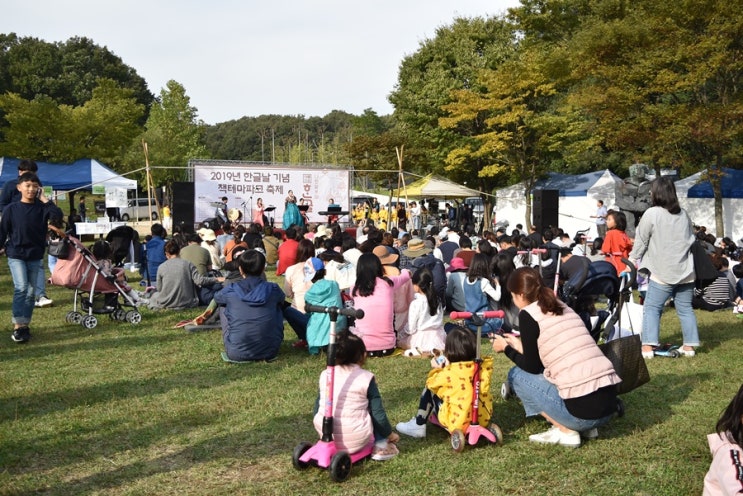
[440,45,570,229]
[564,0,743,235]
[389,16,517,182]
[130,80,209,198]
[0,34,153,115]
[0,79,144,163]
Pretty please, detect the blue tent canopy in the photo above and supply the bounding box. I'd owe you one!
[0,157,136,191]
[687,168,743,199]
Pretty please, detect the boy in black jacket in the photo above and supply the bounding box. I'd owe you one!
[0,172,63,343]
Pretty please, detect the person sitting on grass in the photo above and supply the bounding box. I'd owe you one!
[313,331,400,461]
[396,325,494,438]
[214,250,285,362]
[146,240,224,310]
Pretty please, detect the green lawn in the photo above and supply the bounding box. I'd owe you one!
[0,262,741,495]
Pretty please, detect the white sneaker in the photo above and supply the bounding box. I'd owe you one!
[396,418,426,438]
[529,427,581,448]
[35,296,53,308]
[677,345,696,357]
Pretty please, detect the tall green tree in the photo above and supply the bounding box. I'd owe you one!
[564,0,743,235]
[0,79,144,163]
[389,16,517,186]
[132,80,208,197]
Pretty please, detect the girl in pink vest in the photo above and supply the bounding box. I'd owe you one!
[313,332,400,461]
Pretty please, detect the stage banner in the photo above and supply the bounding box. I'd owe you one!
[191,162,350,226]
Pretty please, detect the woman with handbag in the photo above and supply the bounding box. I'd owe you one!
[628,176,699,358]
[491,267,622,448]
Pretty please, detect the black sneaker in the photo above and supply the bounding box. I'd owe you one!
[11,326,31,343]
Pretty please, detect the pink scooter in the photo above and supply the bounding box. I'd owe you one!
[293,304,368,482]
[428,310,505,452]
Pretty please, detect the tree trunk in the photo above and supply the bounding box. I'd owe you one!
[713,155,725,237]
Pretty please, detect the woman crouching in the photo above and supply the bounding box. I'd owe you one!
[491,266,622,448]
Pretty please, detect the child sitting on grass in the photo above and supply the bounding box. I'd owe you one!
[396,325,494,438]
[313,331,400,461]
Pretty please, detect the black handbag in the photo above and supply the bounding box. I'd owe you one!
[48,236,70,259]
[690,241,717,289]
[599,333,650,395]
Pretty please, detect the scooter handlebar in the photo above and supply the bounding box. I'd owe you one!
[450,310,505,320]
[305,304,365,319]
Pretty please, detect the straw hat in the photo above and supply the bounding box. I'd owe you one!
[372,245,398,265]
[402,238,431,258]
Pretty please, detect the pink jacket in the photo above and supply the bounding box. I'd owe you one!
[524,301,621,399]
[313,364,374,453]
[351,271,411,352]
[703,433,743,495]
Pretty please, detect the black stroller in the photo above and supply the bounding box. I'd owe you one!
[560,258,637,342]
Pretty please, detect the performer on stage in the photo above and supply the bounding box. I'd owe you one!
[327,198,340,224]
[283,190,303,228]
[215,196,228,224]
[253,197,265,227]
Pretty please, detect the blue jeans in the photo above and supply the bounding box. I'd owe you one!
[35,257,49,298]
[283,306,308,340]
[8,258,41,326]
[507,366,614,433]
[641,280,699,347]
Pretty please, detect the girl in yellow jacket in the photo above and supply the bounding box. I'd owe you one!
[395,326,494,437]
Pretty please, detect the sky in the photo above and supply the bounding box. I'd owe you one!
[2,0,521,125]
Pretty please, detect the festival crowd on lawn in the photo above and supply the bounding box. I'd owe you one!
[3,168,742,485]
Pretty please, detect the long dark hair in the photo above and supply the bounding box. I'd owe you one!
[716,383,743,447]
[507,266,563,315]
[352,253,391,297]
[651,176,681,214]
[492,252,515,309]
[444,326,477,363]
[466,253,493,284]
[477,239,496,259]
[296,239,315,264]
[413,267,439,316]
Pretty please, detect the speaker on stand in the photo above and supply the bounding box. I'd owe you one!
[172,182,195,231]
[532,189,559,233]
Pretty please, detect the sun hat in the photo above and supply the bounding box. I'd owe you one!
[446,257,468,272]
[372,245,398,265]
[196,228,217,241]
[316,225,329,238]
[303,257,325,282]
[402,238,431,258]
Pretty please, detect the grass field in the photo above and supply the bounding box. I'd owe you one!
[1,260,741,495]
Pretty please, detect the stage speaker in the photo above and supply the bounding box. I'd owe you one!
[172,182,195,229]
[532,189,559,232]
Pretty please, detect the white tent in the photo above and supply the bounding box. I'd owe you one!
[495,170,624,239]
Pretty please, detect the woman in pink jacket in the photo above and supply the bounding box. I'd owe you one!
[350,253,411,357]
[491,267,622,448]
[704,383,743,495]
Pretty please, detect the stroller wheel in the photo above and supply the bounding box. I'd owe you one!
[488,423,504,446]
[292,442,312,470]
[616,398,625,418]
[125,310,142,324]
[66,311,83,324]
[450,429,466,452]
[82,315,98,329]
[329,452,351,482]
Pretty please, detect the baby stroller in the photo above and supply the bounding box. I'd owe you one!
[50,236,143,329]
[293,304,368,483]
[560,257,636,342]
